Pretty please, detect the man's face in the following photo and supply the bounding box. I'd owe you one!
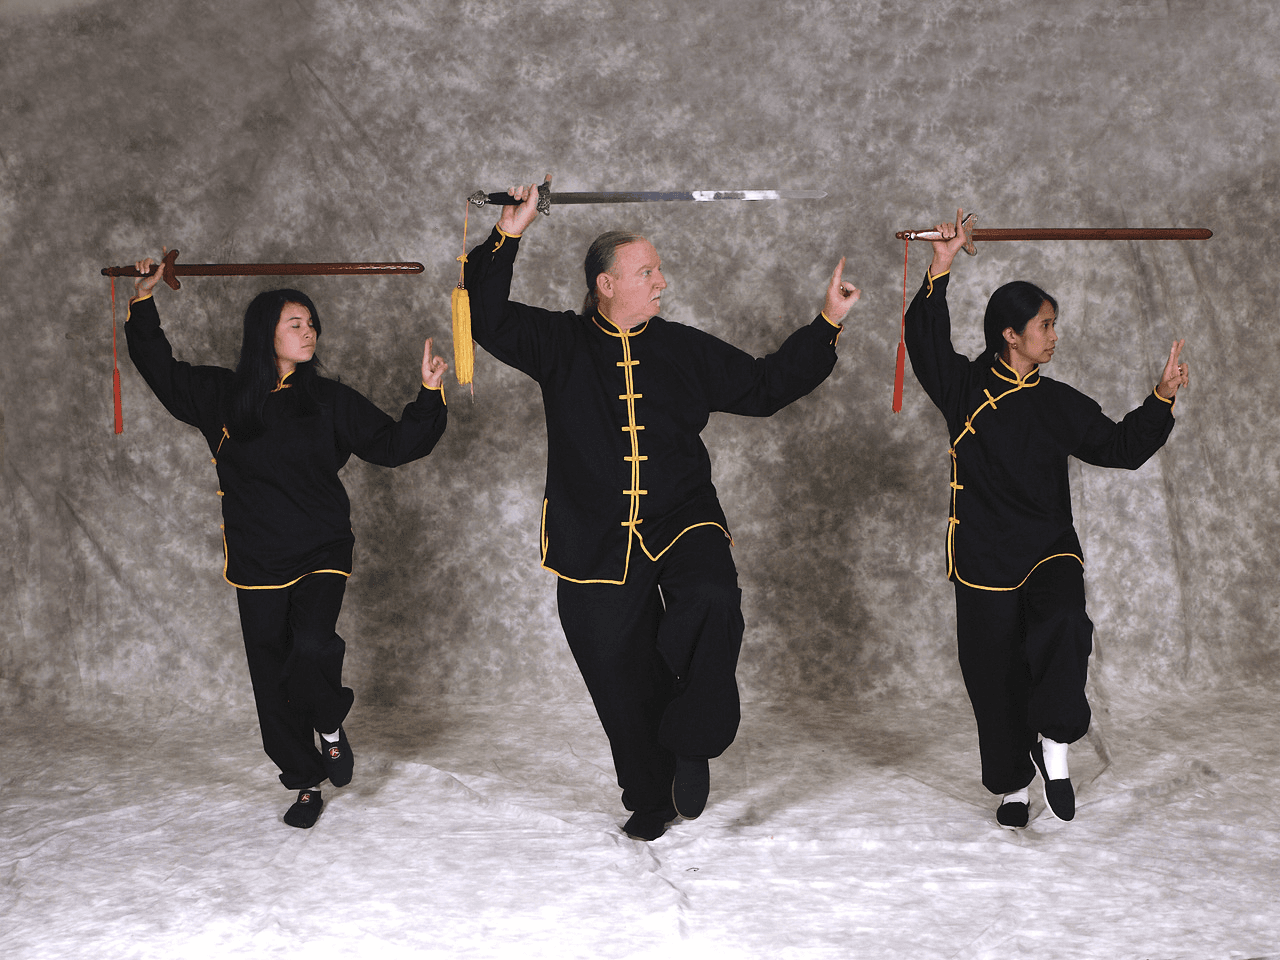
[599,240,666,329]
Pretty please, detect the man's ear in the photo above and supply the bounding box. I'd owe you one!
[596,272,614,303]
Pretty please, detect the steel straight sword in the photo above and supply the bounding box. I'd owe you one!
[101,249,425,290]
[468,175,825,215]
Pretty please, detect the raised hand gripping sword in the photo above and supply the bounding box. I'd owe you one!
[450,175,827,389]
[101,249,425,434]
[889,213,1213,411]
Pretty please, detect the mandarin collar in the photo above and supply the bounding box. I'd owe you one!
[991,356,1039,386]
[591,310,650,337]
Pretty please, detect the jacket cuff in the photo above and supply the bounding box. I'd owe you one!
[125,295,162,335]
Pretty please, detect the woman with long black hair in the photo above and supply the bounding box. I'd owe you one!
[905,211,1188,827]
[126,254,448,828]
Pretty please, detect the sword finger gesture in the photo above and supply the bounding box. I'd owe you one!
[1156,338,1189,400]
[822,257,861,325]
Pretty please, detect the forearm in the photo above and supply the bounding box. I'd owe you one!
[344,386,448,467]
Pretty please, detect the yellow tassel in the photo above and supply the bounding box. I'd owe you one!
[451,284,474,385]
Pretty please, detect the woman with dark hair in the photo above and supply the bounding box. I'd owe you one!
[905,210,1188,828]
[125,254,448,828]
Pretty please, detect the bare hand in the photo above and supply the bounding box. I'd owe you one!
[1155,338,1189,400]
[422,337,449,389]
[131,249,167,302]
[497,174,550,237]
[928,208,969,277]
[821,257,861,324]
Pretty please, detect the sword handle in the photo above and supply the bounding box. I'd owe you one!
[467,175,553,216]
[896,214,978,255]
[100,249,182,289]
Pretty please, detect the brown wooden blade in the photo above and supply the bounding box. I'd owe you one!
[102,250,424,291]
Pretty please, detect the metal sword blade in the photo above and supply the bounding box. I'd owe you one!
[471,188,827,207]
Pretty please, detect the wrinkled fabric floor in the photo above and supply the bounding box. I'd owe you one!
[3,690,1277,960]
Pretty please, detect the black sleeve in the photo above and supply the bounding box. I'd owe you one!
[332,381,448,468]
[461,227,567,382]
[699,315,842,417]
[1073,388,1175,469]
[904,272,972,422]
[124,296,229,443]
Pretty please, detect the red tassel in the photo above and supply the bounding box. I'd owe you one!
[113,367,124,434]
[892,340,906,413]
[893,238,909,412]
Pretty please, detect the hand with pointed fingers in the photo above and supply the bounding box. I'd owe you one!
[822,257,861,324]
[1156,338,1189,400]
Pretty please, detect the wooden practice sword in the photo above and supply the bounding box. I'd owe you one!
[896,214,1212,254]
[101,249,425,290]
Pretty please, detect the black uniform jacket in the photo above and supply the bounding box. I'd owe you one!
[905,271,1175,591]
[126,295,447,588]
[464,228,842,584]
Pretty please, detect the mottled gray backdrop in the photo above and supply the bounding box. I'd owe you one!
[2,0,1276,721]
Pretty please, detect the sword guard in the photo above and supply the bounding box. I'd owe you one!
[159,248,181,289]
[536,174,552,216]
[960,213,977,256]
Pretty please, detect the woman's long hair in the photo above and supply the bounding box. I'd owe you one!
[582,231,645,315]
[982,281,1057,364]
[227,289,322,440]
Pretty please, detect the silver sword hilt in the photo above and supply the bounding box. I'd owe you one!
[468,174,554,216]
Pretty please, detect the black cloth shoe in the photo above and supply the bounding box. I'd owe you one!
[672,756,710,820]
[283,788,323,828]
[321,727,353,788]
[1031,740,1076,821]
[623,804,678,841]
[996,800,1029,828]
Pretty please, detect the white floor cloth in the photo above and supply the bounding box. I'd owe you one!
[3,690,1277,959]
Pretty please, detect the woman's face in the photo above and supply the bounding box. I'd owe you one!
[1005,300,1057,368]
[273,302,317,375]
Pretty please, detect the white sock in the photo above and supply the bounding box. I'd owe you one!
[1042,737,1069,780]
[1002,787,1029,805]
[320,729,340,743]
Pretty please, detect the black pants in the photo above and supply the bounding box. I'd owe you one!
[953,556,1094,795]
[556,526,744,816]
[236,573,354,790]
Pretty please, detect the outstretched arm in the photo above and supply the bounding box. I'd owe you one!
[1155,338,1189,401]
[903,210,973,423]
[460,176,566,382]
[704,264,854,417]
